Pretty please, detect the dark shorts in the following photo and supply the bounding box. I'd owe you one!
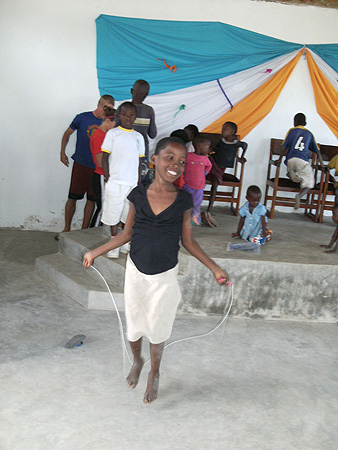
[68,161,96,201]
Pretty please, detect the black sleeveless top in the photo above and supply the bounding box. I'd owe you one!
[127,184,193,275]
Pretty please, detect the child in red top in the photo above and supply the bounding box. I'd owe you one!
[89,105,116,227]
[183,135,212,225]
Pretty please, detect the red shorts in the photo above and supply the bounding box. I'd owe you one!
[68,161,95,201]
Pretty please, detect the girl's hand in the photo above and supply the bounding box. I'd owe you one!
[232,232,240,238]
[83,251,94,268]
[213,268,230,285]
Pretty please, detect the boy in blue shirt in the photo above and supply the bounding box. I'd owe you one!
[279,113,324,210]
[57,95,115,239]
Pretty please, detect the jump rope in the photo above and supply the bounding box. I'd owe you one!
[90,265,234,371]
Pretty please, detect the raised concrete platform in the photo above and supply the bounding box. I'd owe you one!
[2,227,338,449]
[35,207,338,322]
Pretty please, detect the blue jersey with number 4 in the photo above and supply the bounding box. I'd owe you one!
[282,126,319,164]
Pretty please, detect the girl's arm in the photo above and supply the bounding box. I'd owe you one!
[232,216,245,238]
[83,204,135,268]
[181,210,229,284]
[102,152,110,182]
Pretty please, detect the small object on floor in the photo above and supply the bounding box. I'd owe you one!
[266,230,273,241]
[250,235,266,245]
[107,248,119,258]
[294,194,301,210]
[65,334,86,349]
[226,241,260,253]
[54,234,60,241]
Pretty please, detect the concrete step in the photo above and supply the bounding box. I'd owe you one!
[35,228,338,321]
[58,227,126,290]
[35,252,124,311]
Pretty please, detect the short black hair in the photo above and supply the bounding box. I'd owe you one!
[119,101,137,114]
[170,129,189,144]
[154,137,187,155]
[246,185,262,198]
[294,113,306,126]
[223,121,238,134]
[133,79,150,90]
[184,124,199,139]
[193,134,211,147]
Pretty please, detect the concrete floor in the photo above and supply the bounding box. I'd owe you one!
[1,218,338,450]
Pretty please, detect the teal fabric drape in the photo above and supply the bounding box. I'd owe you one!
[307,44,338,73]
[96,15,302,99]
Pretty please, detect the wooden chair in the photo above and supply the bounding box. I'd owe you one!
[264,138,326,222]
[317,144,338,222]
[203,132,246,216]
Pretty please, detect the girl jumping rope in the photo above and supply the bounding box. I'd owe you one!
[83,137,230,404]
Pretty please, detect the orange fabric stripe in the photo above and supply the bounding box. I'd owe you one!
[306,49,338,141]
[203,51,302,138]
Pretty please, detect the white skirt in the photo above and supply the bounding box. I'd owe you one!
[124,256,181,344]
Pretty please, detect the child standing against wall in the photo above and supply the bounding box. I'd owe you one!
[101,102,145,258]
[116,80,157,183]
[83,137,229,404]
[89,104,116,227]
[183,135,212,225]
[232,185,271,242]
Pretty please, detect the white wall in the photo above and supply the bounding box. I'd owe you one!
[1,0,338,230]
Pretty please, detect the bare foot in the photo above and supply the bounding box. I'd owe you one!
[126,358,144,389]
[207,212,218,227]
[143,372,160,404]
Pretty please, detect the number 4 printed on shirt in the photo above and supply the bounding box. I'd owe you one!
[295,137,305,151]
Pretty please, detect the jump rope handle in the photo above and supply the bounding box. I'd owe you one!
[217,278,233,286]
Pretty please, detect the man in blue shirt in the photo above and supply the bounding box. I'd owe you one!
[57,95,115,239]
[279,113,324,209]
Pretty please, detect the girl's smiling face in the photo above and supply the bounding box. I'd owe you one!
[152,143,187,183]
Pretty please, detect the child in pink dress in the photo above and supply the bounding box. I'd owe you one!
[183,135,212,225]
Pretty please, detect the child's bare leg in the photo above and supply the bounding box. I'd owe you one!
[207,180,219,213]
[126,338,144,388]
[81,199,95,229]
[144,342,164,404]
[110,224,118,237]
[294,187,311,210]
[62,198,77,232]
